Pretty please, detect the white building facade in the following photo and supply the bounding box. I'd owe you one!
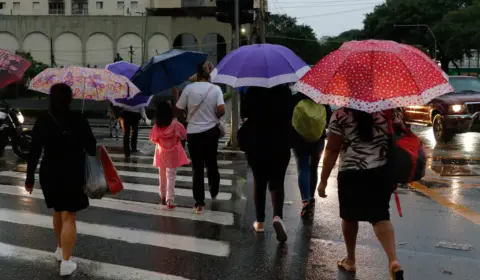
[0,0,150,16]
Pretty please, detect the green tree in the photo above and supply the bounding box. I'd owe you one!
[318,29,365,59]
[363,0,477,72]
[14,51,49,79]
[266,14,322,65]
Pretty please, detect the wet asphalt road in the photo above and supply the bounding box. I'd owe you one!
[0,124,479,279]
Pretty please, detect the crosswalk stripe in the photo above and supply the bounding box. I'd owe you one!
[117,170,232,186]
[113,161,235,175]
[0,185,234,226]
[0,208,230,257]
[0,242,191,280]
[122,182,232,200]
[108,153,234,164]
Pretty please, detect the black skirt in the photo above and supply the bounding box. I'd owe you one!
[337,165,394,224]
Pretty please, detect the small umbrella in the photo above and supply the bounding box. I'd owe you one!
[131,49,208,96]
[105,61,139,80]
[111,94,153,111]
[210,44,310,88]
[0,49,32,88]
[293,40,453,113]
[29,66,140,112]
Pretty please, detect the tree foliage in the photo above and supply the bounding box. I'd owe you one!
[266,14,322,65]
[362,0,478,72]
[14,51,49,79]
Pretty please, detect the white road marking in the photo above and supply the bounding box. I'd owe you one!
[107,153,233,164]
[122,182,232,200]
[113,161,234,175]
[0,185,234,225]
[117,170,232,186]
[0,242,191,280]
[0,208,230,257]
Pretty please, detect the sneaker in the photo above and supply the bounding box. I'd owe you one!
[194,205,204,214]
[54,247,62,262]
[60,259,77,276]
[273,216,288,243]
[253,221,265,233]
[166,200,176,210]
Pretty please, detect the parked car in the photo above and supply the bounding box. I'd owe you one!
[404,76,480,142]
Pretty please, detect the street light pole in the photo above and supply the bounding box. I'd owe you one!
[230,0,241,148]
[394,24,438,61]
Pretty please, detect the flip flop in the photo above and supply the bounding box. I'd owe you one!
[337,258,356,273]
[390,267,404,280]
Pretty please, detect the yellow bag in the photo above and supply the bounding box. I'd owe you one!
[292,99,327,143]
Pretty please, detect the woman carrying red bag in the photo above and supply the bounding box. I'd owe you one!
[25,83,97,276]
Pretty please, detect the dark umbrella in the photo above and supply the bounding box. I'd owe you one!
[131,49,208,96]
[0,49,32,88]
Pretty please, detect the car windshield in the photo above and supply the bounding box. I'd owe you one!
[449,77,480,93]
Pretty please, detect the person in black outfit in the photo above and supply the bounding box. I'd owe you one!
[25,83,96,276]
[290,92,331,217]
[121,109,142,159]
[238,85,292,242]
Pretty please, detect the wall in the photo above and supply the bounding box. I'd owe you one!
[0,0,149,16]
[0,15,231,67]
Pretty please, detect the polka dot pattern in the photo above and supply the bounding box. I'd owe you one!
[292,40,453,113]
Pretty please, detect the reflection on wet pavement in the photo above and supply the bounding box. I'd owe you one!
[430,165,479,176]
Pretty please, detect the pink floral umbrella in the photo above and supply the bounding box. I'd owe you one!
[293,40,453,113]
[29,66,140,100]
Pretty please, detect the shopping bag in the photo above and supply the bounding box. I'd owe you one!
[84,150,109,199]
[140,141,156,156]
[98,146,124,194]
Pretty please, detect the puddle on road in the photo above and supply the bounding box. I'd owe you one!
[430,165,479,176]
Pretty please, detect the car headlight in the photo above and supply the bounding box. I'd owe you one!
[450,105,464,113]
[17,113,24,124]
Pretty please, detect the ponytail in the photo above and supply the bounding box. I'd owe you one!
[352,109,374,142]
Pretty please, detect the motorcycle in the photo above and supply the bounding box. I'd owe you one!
[0,99,32,160]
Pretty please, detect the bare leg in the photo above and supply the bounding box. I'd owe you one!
[342,219,359,268]
[61,212,77,261]
[53,212,62,248]
[373,220,401,270]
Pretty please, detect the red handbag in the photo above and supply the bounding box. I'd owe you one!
[98,146,124,194]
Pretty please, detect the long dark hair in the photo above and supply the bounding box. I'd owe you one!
[155,101,173,128]
[49,83,72,115]
[351,109,374,142]
[196,63,210,81]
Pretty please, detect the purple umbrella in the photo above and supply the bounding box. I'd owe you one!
[112,94,153,111]
[210,44,310,88]
[105,61,139,80]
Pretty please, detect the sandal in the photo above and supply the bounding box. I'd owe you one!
[337,258,356,273]
[390,267,404,280]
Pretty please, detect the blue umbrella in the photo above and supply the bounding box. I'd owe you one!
[111,94,153,111]
[131,49,208,96]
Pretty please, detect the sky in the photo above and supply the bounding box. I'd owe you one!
[268,0,385,38]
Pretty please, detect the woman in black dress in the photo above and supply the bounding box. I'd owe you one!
[25,83,96,276]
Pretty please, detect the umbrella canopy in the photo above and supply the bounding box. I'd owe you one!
[131,49,208,96]
[0,49,32,88]
[112,94,153,111]
[293,40,453,113]
[210,44,310,88]
[105,61,139,80]
[29,66,140,100]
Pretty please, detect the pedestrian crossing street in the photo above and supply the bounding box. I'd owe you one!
[0,128,245,279]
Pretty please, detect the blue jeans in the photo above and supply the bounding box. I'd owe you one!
[293,140,325,202]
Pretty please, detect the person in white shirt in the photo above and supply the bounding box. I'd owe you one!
[176,63,225,214]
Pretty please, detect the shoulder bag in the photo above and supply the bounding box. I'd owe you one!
[187,85,226,138]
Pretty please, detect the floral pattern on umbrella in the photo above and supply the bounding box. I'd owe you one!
[0,49,32,88]
[29,66,140,100]
[293,40,453,113]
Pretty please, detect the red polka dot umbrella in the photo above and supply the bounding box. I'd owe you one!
[292,40,453,113]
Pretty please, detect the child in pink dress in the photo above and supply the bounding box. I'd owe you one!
[149,101,189,209]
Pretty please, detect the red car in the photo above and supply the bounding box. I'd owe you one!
[404,76,480,141]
